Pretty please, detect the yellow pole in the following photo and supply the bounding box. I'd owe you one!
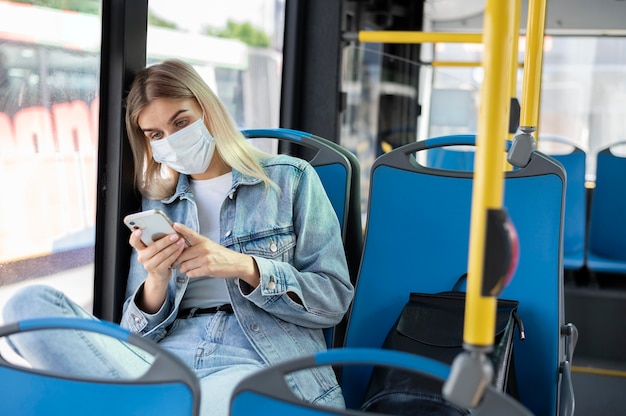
[430,61,523,68]
[463,0,515,348]
[358,31,482,44]
[509,0,522,139]
[520,0,547,131]
[431,61,482,67]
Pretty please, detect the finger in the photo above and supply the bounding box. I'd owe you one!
[177,256,198,275]
[172,223,202,246]
[159,239,186,267]
[145,238,185,272]
[129,229,147,249]
[179,258,209,278]
[137,233,182,263]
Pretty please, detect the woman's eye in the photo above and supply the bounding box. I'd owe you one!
[150,132,163,140]
[175,119,188,128]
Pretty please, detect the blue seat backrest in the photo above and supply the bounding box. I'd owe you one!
[426,134,477,171]
[587,141,626,271]
[0,318,200,416]
[242,128,363,348]
[242,128,363,275]
[538,135,587,270]
[341,135,566,416]
[242,128,351,235]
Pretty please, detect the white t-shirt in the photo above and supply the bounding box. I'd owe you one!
[180,172,232,309]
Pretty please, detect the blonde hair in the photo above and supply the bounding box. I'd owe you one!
[125,59,274,200]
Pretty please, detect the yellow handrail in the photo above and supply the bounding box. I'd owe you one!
[520,0,548,133]
[463,0,516,350]
[509,0,523,141]
[358,31,482,44]
[429,61,523,68]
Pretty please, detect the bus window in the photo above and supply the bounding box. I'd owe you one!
[421,36,626,181]
[146,0,284,153]
[0,0,285,323]
[0,1,102,320]
[146,0,284,131]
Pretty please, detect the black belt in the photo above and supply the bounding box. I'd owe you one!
[177,304,233,319]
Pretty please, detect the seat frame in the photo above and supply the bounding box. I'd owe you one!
[0,317,200,416]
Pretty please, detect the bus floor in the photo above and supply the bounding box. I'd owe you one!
[565,270,626,415]
[572,358,626,415]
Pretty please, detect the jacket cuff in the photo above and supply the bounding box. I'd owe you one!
[239,255,290,302]
[122,283,171,334]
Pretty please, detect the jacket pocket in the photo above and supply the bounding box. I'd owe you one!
[240,229,296,263]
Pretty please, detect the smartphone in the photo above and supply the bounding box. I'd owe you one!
[123,209,184,246]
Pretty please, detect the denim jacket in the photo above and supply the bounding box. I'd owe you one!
[120,154,354,406]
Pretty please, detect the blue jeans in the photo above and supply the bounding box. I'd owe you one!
[3,285,265,416]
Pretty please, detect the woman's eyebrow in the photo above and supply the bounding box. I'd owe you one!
[167,109,189,125]
[141,109,189,133]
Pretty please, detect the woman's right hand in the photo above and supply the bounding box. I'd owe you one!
[129,229,186,313]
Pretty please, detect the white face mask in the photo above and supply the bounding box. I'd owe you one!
[150,118,216,174]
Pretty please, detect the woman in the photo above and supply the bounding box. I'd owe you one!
[3,59,354,415]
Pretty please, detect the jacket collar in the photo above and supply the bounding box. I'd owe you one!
[161,166,263,204]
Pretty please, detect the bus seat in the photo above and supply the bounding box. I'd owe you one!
[230,348,532,416]
[425,134,477,171]
[0,317,200,416]
[538,135,587,271]
[586,141,626,275]
[242,128,363,348]
[340,135,575,416]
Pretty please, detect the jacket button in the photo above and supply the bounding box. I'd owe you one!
[133,314,141,324]
[250,324,260,332]
[228,192,235,200]
[225,230,232,237]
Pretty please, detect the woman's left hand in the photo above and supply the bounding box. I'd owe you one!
[172,223,260,288]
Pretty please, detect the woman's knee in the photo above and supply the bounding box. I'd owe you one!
[2,284,67,323]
